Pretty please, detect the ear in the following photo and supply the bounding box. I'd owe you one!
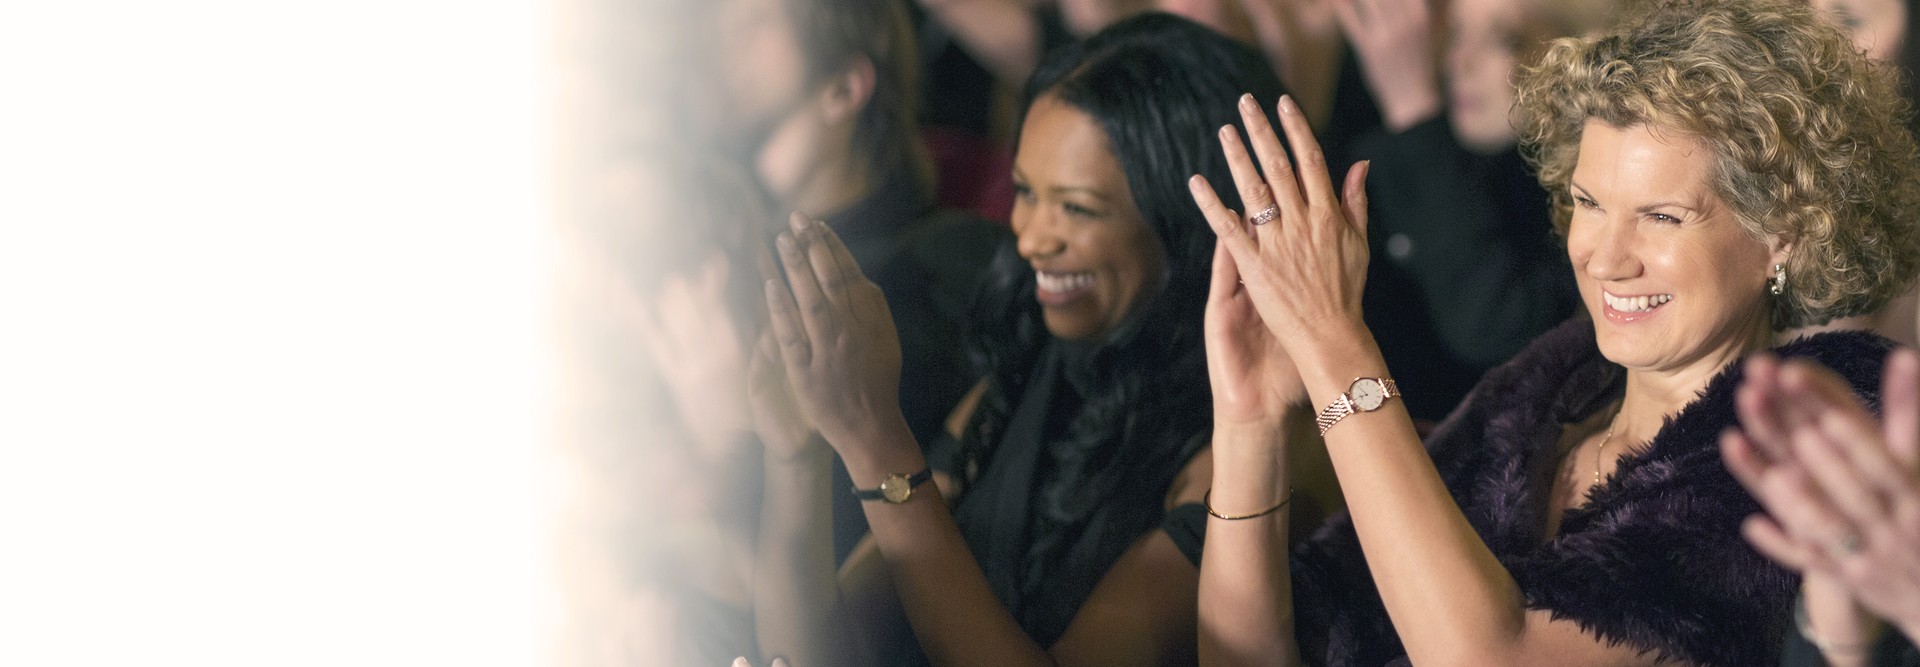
[1765,232,1795,269]
[818,57,876,125]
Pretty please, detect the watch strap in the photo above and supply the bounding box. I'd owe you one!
[1315,377,1400,436]
[851,468,932,503]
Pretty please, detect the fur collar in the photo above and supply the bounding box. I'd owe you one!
[1293,317,1894,667]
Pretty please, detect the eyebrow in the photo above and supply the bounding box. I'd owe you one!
[1568,182,1697,212]
[1010,168,1112,201]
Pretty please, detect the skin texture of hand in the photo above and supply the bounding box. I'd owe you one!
[748,331,823,461]
[1722,349,1920,645]
[629,250,756,462]
[1187,94,1372,374]
[1204,236,1308,429]
[763,212,912,461]
[1334,0,1443,132]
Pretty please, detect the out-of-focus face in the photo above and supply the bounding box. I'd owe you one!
[1814,0,1909,62]
[1566,121,1786,373]
[698,0,810,159]
[1010,95,1166,342]
[1445,0,1524,153]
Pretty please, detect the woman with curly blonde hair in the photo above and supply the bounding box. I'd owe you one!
[1184,0,1920,665]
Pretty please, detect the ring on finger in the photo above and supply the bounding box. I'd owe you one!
[1249,205,1279,226]
[1836,531,1864,555]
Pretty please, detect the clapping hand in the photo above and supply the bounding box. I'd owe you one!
[1187,94,1372,369]
[1723,350,1920,639]
[762,213,910,457]
[1204,236,1308,430]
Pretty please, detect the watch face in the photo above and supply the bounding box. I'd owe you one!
[1350,378,1386,411]
[880,474,912,504]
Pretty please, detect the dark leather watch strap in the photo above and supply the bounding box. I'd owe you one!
[852,468,932,502]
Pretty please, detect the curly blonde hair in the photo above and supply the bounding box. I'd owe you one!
[1514,0,1920,328]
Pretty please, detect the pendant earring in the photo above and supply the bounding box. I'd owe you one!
[1769,263,1787,295]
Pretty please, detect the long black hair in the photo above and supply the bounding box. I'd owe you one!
[953,11,1287,642]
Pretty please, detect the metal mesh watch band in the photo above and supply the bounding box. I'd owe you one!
[1315,377,1399,436]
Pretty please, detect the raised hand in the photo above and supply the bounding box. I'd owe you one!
[1722,350,1920,639]
[1334,0,1442,132]
[1187,94,1372,367]
[628,250,756,461]
[1205,236,1308,429]
[748,331,823,462]
[763,213,910,454]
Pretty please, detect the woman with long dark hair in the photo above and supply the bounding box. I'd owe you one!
[743,13,1285,666]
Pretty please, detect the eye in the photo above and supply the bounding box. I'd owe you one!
[1573,194,1599,210]
[1012,182,1035,202]
[1649,212,1681,224]
[1063,201,1101,218]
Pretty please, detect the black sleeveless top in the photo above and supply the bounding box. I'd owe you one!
[936,340,1209,649]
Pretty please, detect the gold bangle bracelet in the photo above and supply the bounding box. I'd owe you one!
[1203,488,1293,520]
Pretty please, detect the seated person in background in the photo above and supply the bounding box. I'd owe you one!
[1335,0,1614,420]
[1790,0,1919,347]
[744,13,1286,667]
[701,0,1010,563]
[1724,350,1920,667]
[1186,0,1920,664]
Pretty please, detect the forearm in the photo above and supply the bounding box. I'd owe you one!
[1198,423,1301,667]
[1295,329,1532,665]
[916,0,1039,85]
[835,417,1057,667]
[753,445,848,666]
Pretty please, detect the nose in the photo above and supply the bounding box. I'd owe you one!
[1015,210,1066,262]
[1575,213,1642,282]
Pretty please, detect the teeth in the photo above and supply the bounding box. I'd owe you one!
[1037,270,1094,294]
[1603,292,1672,313]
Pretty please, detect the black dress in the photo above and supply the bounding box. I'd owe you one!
[917,339,1209,657]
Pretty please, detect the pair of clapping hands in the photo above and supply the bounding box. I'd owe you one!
[1724,349,1920,649]
[630,213,907,465]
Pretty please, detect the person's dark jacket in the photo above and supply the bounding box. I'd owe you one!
[1355,117,1579,421]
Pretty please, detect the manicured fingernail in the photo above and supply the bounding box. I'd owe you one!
[1279,95,1295,114]
[788,211,808,233]
[1240,93,1256,109]
[1219,124,1235,140]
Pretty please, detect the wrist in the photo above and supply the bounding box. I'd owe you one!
[830,416,926,487]
[1293,326,1387,403]
[1380,84,1442,134]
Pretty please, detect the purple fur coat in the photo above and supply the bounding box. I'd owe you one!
[1290,317,1894,667]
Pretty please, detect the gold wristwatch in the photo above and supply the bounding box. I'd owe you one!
[1315,377,1399,435]
[852,468,932,504]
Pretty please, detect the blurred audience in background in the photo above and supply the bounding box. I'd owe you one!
[1337,0,1617,422]
[698,0,1010,565]
[1791,0,1920,348]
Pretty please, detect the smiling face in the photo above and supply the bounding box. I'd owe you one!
[1567,121,1789,373]
[1010,95,1166,342]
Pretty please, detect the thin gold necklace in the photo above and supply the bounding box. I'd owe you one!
[1594,402,1626,486]
[1594,423,1617,485]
